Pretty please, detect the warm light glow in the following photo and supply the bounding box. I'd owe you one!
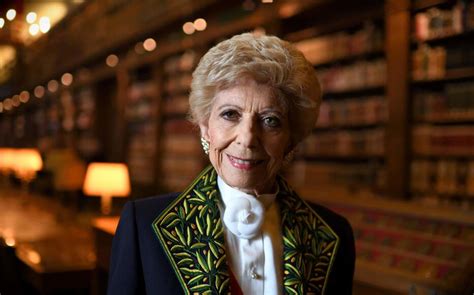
[14,149,43,182]
[0,18,5,28]
[26,12,37,24]
[47,80,59,92]
[3,98,12,110]
[12,95,20,107]
[83,162,130,214]
[0,148,16,173]
[83,163,130,197]
[29,24,40,36]
[34,86,45,98]
[39,16,51,33]
[27,250,41,264]
[5,237,15,247]
[1,228,15,246]
[61,73,73,86]
[19,91,30,103]
[193,18,207,31]
[106,54,119,67]
[278,2,300,18]
[6,9,16,21]
[182,22,195,35]
[262,0,273,3]
[0,102,3,113]
[143,38,156,52]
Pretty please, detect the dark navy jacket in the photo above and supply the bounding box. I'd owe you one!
[107,193,355,294]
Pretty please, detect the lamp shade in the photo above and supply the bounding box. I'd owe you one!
[83,162,130,197]
[0,148,16,172]
[14,149,43,182]
[16,149,43,172]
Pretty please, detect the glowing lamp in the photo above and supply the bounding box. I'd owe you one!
[83,163,130,215]
[0,148,16,174]
[14,149,43,183]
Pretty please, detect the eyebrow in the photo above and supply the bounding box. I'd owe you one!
[216,104,285,115]
[217,104,242,111]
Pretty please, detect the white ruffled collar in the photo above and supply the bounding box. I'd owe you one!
[218,176,278,239]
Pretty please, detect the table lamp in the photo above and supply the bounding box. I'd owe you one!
[83,162,130,215]
[0,148,16,184]
[13,149,43,185]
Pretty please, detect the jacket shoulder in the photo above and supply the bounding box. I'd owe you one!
[130,193,180,223]
[308,202,352,231]
[307,201,355,295]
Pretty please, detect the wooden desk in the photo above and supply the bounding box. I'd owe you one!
[0,190,97,295]
[15,231,95,295]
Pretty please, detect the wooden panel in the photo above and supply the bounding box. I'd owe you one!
[385,0,411,198]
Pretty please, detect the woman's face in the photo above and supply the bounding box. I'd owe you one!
[199,79,291,194]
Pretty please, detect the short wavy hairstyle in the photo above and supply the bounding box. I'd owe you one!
[189,32,322,147]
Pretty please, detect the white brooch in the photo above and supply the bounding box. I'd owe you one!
[223,195,264,239]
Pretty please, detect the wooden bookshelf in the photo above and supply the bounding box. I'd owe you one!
[412,67,474,83]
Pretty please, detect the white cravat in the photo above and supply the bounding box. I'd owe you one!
[217,177,283,295]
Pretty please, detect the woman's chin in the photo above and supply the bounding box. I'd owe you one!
[220,172,274,194]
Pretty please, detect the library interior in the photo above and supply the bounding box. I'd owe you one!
[0,0,473,294]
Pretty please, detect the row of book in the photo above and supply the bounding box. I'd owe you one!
[125,82,158,121]
[163,94,189,115]
[163,73,192,95]
[125,81,159,186]
[412,125,474,156]
[413,2,474,41]
[412,43,474,80]
[294,22,384,66]
[445,43,474,70]
[286,160,386,192]
[412,44,446,80]
[413,81,474,122]
[411,159,474,196]
[317,96,387,128]
[330,202,474,291]
[318,59,386,93]
[159,133,205,191]
[304,128,385,157]
[159,51,205,191]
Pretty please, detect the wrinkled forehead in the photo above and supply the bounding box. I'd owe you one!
[212,79,288,114]
[212,77,289,112]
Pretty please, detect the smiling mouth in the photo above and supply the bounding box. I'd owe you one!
[227,154,263,170]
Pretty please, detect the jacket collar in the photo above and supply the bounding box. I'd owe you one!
[152,166,339,294]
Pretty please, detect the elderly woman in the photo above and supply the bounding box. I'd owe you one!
[108,33,355,295]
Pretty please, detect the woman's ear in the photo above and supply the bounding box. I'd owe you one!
[198,120,210,141]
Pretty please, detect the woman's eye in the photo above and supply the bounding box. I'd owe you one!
[263,116,281,128]
[221,110,239,120]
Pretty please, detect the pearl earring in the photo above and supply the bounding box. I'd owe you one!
[200,137,210,155]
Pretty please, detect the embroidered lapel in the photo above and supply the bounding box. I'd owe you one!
[278,177,340,295]
[152,166,230,294]
[153,166,340,295]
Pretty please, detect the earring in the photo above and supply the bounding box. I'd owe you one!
[200,137,209,155]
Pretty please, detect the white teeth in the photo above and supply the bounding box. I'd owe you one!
[230,156,258,164]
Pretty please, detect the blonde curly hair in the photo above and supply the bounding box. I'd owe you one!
[189,32,321,147]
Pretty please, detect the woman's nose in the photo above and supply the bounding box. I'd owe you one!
[236,117,258,148]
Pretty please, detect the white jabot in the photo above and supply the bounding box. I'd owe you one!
[217,176,283,295]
